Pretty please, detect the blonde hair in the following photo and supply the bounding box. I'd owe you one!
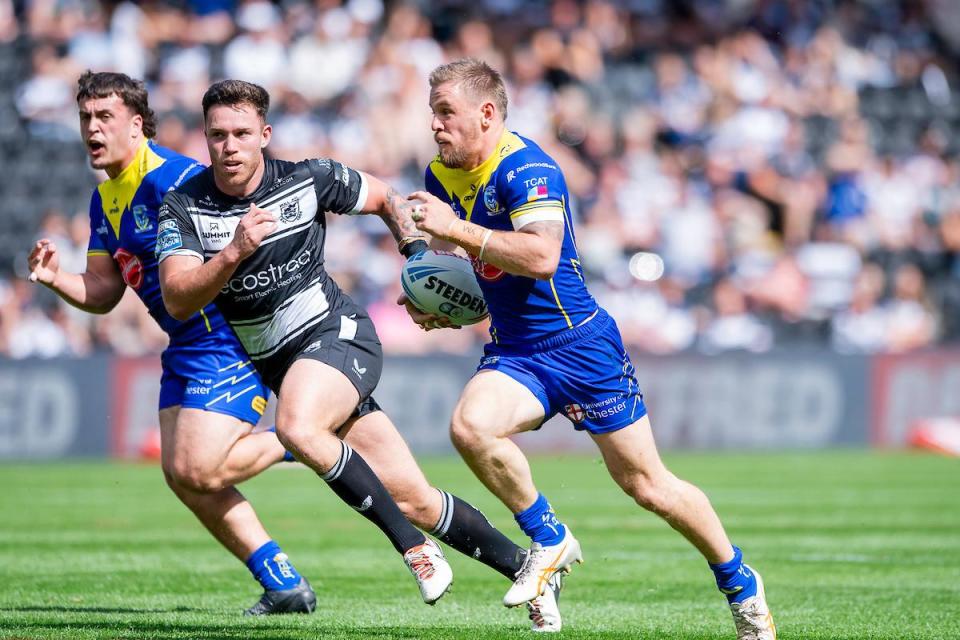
[429,58,508,120]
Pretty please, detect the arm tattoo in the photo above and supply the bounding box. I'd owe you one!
[520,220,564,243]
[457,221,486,243]
[383,187,424,243]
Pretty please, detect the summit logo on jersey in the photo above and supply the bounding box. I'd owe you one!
[201,220,232,240]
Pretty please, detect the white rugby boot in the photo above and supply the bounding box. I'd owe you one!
[526,571,563,632]
[403,538,453,605]
[729,566,776,640]
[504,528,582,607]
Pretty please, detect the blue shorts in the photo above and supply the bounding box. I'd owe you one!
[159,331,269,425]
[477,309,646,435]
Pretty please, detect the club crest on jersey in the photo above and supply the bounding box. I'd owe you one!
[132,205,153,233]
[563,403,586,423]
[279,199,301,223]
[483,185,500,214]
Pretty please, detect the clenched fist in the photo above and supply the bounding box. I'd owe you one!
[229,204,276,261]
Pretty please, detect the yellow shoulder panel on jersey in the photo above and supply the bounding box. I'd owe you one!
[97,141,166,237]
[428,131,525,221]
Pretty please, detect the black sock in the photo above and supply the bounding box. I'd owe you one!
[431,491,526,580]
[321,441,426,554]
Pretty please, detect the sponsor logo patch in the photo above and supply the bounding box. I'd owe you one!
[251,395,267,415]
[112,248,144,290]
[563,403,585,423]
[527,184,548,201]
[469,255,506,282]
[201,220,232,241]
[156,224,183,254]
[511,162,556,181]
[221,248,312,295]
[564,396,630,423]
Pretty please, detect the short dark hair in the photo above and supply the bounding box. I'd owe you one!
[202,80,270,121]
[76,71,157,138]
[429,58,508,120]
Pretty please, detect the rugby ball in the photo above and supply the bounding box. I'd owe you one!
[401,250,488,326]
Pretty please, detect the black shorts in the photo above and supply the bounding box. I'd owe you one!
[288,310,384,404]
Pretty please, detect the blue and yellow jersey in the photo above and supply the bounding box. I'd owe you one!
[425,131,599,346]
[87,140,224,341]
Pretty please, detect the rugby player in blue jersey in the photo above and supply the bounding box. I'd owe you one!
[27,72,320,615]
[402,59,776,639]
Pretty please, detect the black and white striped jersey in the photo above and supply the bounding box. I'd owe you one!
[157,157,370,374]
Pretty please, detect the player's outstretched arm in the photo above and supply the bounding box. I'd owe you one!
[159,204,275,321]
[356,173,429,257]
[27,240,126,314]
[406,191,563,280]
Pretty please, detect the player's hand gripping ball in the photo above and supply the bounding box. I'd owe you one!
[400,250,489,326]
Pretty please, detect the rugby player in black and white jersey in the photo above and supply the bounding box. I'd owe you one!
[157,80,562,627]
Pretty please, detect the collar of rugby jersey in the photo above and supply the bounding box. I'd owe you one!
[97,140,165,237]
[428,129,526,221]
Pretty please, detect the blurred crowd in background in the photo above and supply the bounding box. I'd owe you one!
[2,0,960,358]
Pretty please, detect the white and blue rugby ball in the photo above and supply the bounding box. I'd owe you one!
[401,250,488,326]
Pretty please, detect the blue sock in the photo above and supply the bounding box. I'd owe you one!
[514,493,566,546]
[709,545,758,603]
[265,426,296,462]
[246,540,302,591]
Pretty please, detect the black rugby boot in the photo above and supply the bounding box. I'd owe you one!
[244,577,317,616]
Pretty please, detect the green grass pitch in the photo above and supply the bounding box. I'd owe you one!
[0,452,957,639]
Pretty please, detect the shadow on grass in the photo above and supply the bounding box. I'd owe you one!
[0,605,200,614]
[0,619,474,640]
[0,618,739,640]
